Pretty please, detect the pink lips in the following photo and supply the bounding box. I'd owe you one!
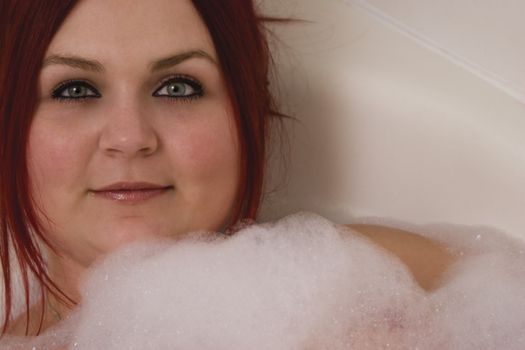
[90,182,172,204]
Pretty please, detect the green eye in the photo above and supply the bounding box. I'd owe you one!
[67,85,89,97]
[52,81,100,100]
[166,82,189,96]
[153,76,203,100]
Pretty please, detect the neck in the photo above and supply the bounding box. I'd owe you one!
[44,250,85,317]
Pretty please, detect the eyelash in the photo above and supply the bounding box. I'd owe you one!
[153,75,204,102]
[51,80,100,103]
[50,75,205,104]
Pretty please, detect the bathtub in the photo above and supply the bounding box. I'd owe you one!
[258,0,525,242]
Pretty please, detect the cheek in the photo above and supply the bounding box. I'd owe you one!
[186,136,232,173]
[168,113,239,182]
[27,119,90,194]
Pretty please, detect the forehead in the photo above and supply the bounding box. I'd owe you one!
[46,0,217,66]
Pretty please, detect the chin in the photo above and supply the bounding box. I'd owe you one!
[102,221,171,249]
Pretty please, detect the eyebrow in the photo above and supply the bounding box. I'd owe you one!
[42,50,216,73]
[150,50,216,72]
[43,55,105,72]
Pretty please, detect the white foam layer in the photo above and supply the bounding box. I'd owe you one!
[4,211,525,349]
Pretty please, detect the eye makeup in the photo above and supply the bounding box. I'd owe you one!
[51,79,101,103]
[152,74,205,102]
[49,74,206,105]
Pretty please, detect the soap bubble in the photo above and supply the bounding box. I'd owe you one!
[3,212,525,349]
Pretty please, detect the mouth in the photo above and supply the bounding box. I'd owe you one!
[90,182,174,204]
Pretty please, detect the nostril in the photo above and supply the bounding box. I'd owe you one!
[99,121,159,158]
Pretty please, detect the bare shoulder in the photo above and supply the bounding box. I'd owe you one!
[345,223,459,291]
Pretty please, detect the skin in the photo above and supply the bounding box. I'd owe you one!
[26,0,240,318]
[10,0,459,340]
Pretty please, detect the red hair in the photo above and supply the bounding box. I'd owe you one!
[0,0,287,335]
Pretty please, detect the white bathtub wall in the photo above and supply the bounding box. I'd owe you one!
[257,0,525,241]
[354,0,525,103]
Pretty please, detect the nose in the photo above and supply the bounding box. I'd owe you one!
[98,101,159,158]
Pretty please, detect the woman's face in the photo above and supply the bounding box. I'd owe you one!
[28,0,240,268]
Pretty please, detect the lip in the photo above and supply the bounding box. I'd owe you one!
[90,182,173,204]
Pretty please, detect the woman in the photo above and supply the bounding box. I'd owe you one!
[0,0,456,341]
